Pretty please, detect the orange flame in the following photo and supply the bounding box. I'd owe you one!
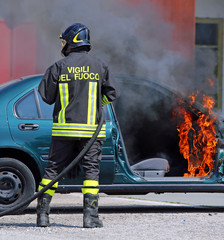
[208,78,214,87]
[176,93,217,177]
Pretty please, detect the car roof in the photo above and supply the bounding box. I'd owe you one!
[0,75,43,100]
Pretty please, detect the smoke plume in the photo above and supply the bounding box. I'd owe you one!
[0,0,194,91]
[0,0,218,173]
[0,0,217,94]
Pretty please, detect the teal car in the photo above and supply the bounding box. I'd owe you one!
[0,75,224,213]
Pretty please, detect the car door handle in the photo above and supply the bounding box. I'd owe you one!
[18,123,39,131]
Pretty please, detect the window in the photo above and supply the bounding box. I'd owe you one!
[196,23,218,46]
[103,105,110,121]
[15,90,39,119]
[195,18,223,109]
[37,91,54,120]
[15,89,54,120]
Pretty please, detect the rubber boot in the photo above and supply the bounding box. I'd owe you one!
[36,193,52,227]
[83,193,103,228]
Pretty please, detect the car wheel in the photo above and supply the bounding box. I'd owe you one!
[0,158,35,214]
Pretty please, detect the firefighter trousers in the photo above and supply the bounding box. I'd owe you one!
[38,139,103,196]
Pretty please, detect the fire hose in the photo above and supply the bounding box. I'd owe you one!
[0,112,104,217]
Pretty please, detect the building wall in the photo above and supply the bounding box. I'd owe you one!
[196,0,224,112]
[123,0,195,58]
[196,0,224,17]
[150,0,195,59]
[0,20,37,84]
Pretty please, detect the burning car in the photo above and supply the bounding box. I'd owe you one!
[0,75,224,213]
[115,76,221,178]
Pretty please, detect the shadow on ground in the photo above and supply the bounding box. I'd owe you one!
[23,205,224,214]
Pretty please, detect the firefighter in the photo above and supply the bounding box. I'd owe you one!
[37,23,120,228]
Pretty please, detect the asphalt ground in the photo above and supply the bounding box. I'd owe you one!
[123,192,224,207]
[0,193,224,240]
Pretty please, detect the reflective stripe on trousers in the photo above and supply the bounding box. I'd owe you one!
[38,178,59,196]
[82,180,99,195]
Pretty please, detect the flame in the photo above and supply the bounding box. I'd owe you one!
[175,93,217,177]
[208,78,214,87]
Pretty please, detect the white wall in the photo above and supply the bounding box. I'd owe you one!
[196,0,224,18]
[196,0,224,113]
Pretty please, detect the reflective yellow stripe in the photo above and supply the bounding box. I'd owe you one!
[92,83,97,125]
[58,84,64,123]
[82,180,99,195]
[38,178,58,196]
[83,180,99,187]
[52,134,106,138]
[102,95,111,106]
[53,122,104,126]
[52,127,106,131]
[38,186,55,196]
[52,130,106,135]
[41,178,59,188]
[52,130,106,138]
[87,82,92,124]
[82,188,99,195]
[64,84,69,122]
[53,123,106,130]
[52,123,107,137]
[87,82,97,125]
[58,83,69,123]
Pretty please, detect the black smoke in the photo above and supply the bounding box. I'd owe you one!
[0,0,218,175]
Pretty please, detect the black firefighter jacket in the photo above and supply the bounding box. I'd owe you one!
[38,51,120,140]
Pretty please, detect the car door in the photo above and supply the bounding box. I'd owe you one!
[7,87,53,171]
[7,86,116,184]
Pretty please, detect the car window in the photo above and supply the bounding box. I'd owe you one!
[15,90,39,119]
[103,105,110,121]
[37,91,54,120]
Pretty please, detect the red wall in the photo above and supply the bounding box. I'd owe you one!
[150,0,195,58]
[0,20,37,84]
[0,20,11,83]
[11,23,37,80]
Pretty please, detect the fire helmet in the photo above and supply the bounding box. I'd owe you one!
[60,23,91,56]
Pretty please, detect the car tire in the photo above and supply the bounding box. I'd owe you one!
[0,158,35,214]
